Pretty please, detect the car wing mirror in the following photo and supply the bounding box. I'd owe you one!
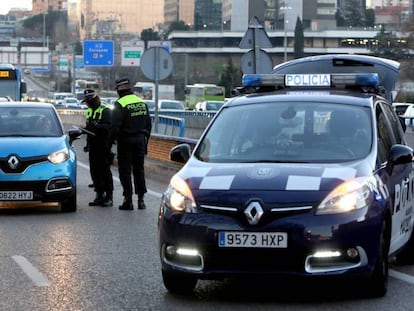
[386,144,414,175]
[170,143,192,163]
[68,128,83,146]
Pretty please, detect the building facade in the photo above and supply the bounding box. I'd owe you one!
[32,0,68,15]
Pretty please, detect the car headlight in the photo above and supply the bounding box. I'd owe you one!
[316,177,374,215]
[48,147,70,164]
[164,175,197,213]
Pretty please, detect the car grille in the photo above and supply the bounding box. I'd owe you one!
[0,155,48,173]
[200,203,314,225]
[0,180,48,192]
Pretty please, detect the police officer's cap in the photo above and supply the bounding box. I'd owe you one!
[115,77,131,90]
[83,88,96,99]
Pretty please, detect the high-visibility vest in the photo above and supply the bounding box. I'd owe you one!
[85,104,109,120]
[117,94,144,107]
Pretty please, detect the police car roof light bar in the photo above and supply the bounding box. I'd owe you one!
[242,73,379,89]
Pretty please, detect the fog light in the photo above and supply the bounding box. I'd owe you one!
[166,245,176,256]
[313,250,341,258]
[346,247,359,259]
[177,248,199,256]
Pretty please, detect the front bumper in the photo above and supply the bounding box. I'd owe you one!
[0,160,76,204]
[158,205,384,280]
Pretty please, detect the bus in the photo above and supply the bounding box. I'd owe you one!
[132,82,176,101]
[184,83,225,110]
[0,64,27,101]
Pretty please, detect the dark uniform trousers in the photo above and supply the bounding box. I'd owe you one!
[89,144,113,198]
[117,140,146,199]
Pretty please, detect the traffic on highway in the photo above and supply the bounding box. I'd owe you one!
[1,55,414,309]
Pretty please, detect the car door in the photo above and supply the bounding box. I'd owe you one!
[375,101,414,253]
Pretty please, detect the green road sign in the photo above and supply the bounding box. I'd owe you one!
[124,51,141,58]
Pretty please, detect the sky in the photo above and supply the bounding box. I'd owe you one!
[0,0,32,15]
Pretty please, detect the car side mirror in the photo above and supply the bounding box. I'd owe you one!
[68,128,83,146]
[170,143,192,163]
[386,144,414,175]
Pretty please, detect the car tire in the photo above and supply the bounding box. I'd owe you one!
[61,193,77,213]
[162,270,197,295]
[365,222,388,297]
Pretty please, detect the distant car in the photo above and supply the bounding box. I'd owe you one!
[64,97,83,109]
[401,104,414,126]
[53,93,76,107]
[158,99,186,112]
[100,97,118,110]
[0,96,12,102]
[23,68,31,75]
[392,102,412,116]
[0,102,82,212]
[144,99,155,113]
[195,100,224,112]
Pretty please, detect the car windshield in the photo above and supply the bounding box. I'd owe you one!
[0,106,62,137]
[195,102,373,163]
[206,101,224,111]
[160,101,184,110]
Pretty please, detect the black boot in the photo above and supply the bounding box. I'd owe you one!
[119,197,133,210]
[89,193,104,206]
[101,193,113,207]
[138,197,146,210]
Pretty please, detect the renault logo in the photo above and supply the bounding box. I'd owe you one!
[244,201,264,225]
[8,155,20,170]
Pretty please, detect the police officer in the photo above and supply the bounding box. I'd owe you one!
[83,89,114,207]
[110,78,152,210]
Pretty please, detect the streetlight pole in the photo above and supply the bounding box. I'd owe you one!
[284,14,287,62]
[280,4,291,62]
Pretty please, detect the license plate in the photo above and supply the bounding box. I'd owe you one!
[218,231,288,248]
[0,191,33,201]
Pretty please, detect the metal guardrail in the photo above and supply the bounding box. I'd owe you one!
[58,109,188,137]
[152,114,185,137]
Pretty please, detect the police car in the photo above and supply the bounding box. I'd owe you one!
[157,55,414,297]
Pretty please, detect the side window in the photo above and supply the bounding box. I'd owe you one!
[376,104,394,164]
[380,102,405,144]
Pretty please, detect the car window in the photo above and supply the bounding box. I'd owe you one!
[0,107,61,137]
[380,102,405,145]
[394,104,410,116]
[376,106,394,164]
[206,101,224,110]
[196,102,372,163]
[160,101,184,110]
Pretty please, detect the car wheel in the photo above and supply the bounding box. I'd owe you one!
[162,270,197,295]
[365,222,388,297]
[61,193,77,213]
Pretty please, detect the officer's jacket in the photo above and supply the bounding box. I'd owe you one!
[85,103,112,149]
[111,91,152,149]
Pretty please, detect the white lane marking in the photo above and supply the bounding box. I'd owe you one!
[77,161,162,199]
[12,255,50,287]
[389,269,414,285]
